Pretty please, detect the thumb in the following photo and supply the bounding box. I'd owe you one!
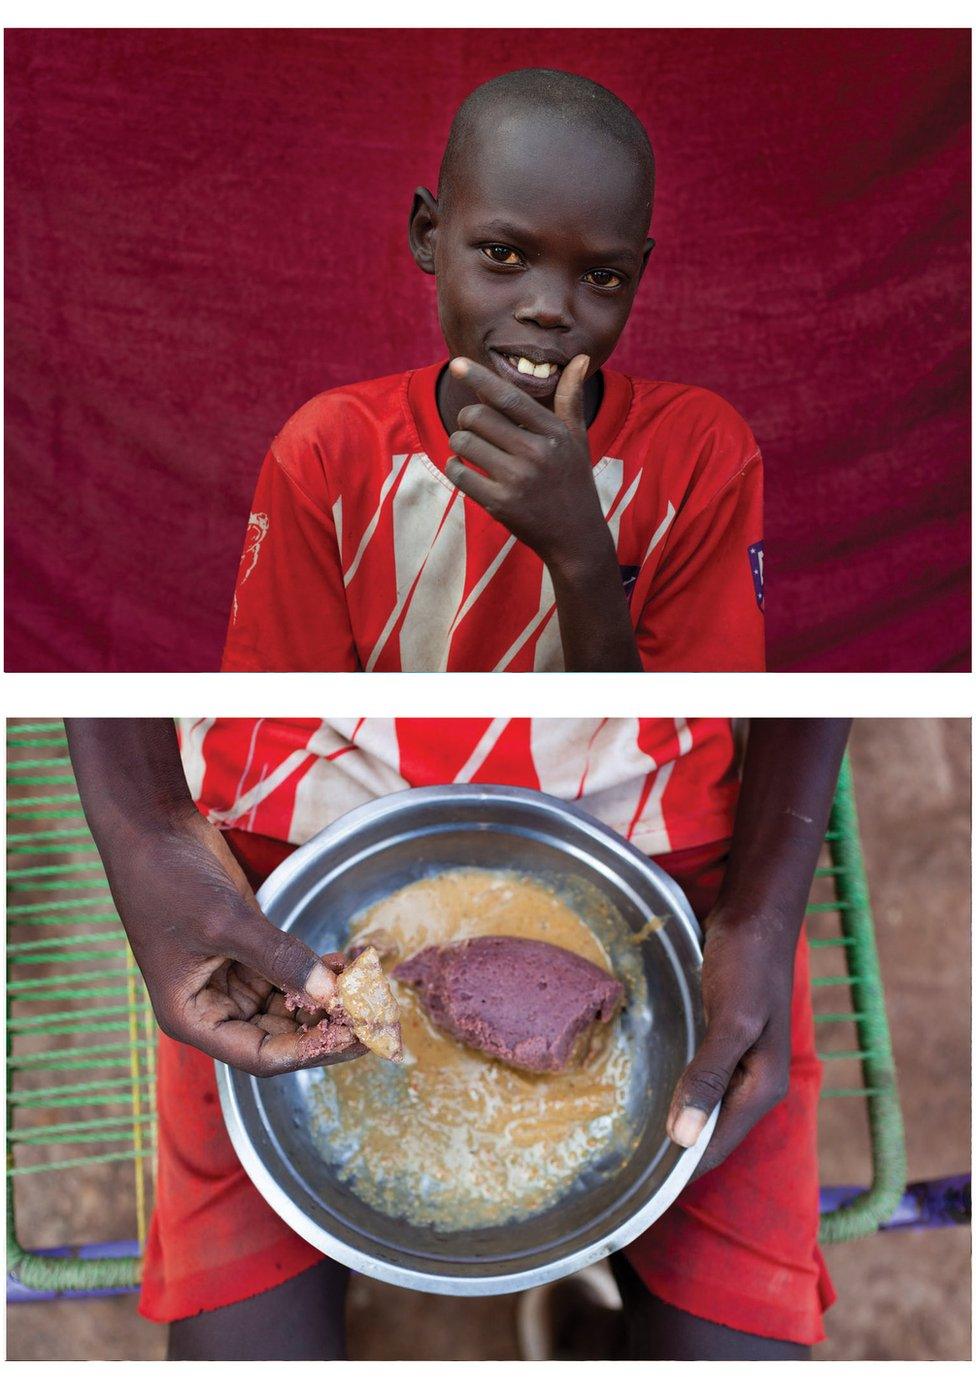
[224,912,339,1010]
[553,353,590,432]
[667,1021,745,1149]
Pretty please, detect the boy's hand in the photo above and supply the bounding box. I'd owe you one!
[442,355,641,668]
[666,912,794,1180]
[106,813,367,1077]
[663,720,851,1177]
[444,355,611,573]
[65,720,367,1077]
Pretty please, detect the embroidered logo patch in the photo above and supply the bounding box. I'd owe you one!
[619,564,640,600]
[747,540,765,612]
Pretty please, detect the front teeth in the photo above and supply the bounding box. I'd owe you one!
[513,355,555,379]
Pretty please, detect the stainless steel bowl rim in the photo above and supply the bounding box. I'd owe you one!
[217,784,718,1295]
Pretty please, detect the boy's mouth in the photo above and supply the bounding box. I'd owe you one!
[488,347,566,395]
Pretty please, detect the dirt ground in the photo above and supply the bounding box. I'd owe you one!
[6,718,971,1360]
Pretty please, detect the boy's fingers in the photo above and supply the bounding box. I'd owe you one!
[448,430,516,482]
[688,1045,789,1181]
[449,358,553,433]
[445,456,503,511]
[197,1018,362,1077]
[252,1010,304,1037]
[218,914,338,1011]
[666,1018,756,1148]
[303,1042,370,1068]
[455,403,533,456]
[553,354,590,432]
[183,972,368,1077]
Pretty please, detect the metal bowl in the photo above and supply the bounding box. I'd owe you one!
[216,784,716,1295]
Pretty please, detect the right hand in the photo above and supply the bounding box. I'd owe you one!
[444,355,610,572]
[102,810,367,1076]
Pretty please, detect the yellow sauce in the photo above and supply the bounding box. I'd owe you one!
[308,868,639,1230]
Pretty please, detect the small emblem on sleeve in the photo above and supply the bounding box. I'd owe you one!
[619,564,640,600]
[748,540,764,611]
[231,511,270,625]
[241,512,270,585]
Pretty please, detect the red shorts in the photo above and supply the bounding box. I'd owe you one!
[139,830,835,1344]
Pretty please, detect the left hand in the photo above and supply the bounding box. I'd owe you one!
[666,913,795,1180]
[444,356,611,572]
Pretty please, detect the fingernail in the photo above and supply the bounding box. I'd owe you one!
[303,961,338,1007]
[670,1106,708,1148]
[450,357,469,376]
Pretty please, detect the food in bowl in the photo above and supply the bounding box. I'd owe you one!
[393,935,624,1073]
[306,866,647,1233]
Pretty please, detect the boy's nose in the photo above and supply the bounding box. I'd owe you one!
[514,276,574,331]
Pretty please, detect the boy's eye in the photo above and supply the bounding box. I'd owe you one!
[482,244,523,266]
[583,269,624,289]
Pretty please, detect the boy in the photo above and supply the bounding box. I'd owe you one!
[223,70,764,672]
[66,716,848,1359]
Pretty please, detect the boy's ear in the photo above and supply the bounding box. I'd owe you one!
[638,236,656,280]
[408,187,439,275]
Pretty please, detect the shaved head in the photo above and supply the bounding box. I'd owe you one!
[438,68,655,231]
[408,67,658,431]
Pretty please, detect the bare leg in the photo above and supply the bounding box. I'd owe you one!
[167,1258,349,1360]
[610,1254,811,1361]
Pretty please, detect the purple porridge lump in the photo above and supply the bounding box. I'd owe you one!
[284,988,329,1017]
[284,971,356,1061]
[294,1005,359,1061]
[393,936,624,1074]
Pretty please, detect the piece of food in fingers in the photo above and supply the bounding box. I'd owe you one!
[284,981,360,1062]
[334,946,404,1063]
[393,935,623,1073]
[284,947,402,1063]
[291,1006,362,1062]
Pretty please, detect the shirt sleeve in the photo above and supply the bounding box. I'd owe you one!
[221,447,360,672]
[634,454,765,672]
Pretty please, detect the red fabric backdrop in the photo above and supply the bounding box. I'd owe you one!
[5,29,970,671]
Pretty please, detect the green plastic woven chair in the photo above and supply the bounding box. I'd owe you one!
[6,722,155,1294]
[6,725,906,1295]
[810,756,907,1242]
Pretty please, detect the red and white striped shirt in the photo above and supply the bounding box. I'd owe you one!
[222,363,764,673]
[179,718,740,860]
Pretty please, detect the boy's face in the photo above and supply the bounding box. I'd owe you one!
[411,111,653,410]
